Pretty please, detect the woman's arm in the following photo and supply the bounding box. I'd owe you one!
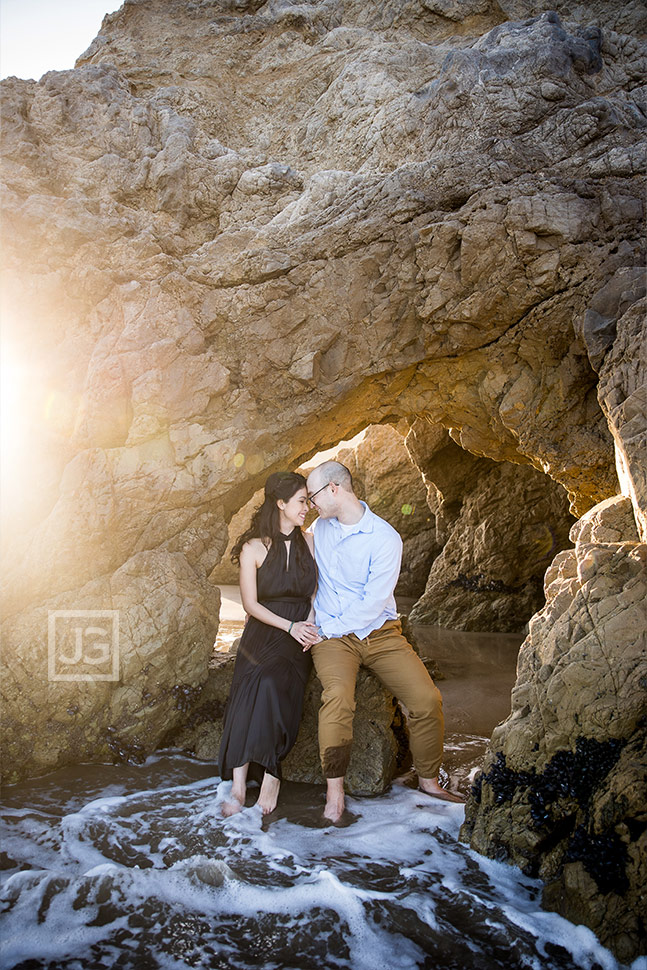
[239,539,319,647]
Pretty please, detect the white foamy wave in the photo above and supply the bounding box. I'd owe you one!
[0,754,639,970]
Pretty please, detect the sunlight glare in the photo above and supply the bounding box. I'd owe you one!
[0,338,30,479]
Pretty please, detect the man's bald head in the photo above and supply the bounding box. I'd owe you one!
[308,460,354,494]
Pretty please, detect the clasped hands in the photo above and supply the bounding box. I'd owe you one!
[289,620,322,651]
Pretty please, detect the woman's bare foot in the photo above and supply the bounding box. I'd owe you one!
[221,793,244,817]
[221,765,249,816]
[323,777,345,822]
[256,773,280,815]
[418,776,465,804]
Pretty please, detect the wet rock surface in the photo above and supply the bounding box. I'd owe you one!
[462,497,647,961]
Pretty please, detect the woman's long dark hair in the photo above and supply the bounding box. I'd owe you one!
[231,471,309,566]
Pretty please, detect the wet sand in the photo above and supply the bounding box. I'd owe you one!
[412,624,523,738]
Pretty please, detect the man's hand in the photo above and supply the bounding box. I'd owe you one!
[288,620,321,650]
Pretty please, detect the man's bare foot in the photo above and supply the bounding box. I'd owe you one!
[323,777,345,822]
[323,797,345,822]
[418,776,465,804]
[256,773,280,815]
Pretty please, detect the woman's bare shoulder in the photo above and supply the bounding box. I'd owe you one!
[241,536,269,566]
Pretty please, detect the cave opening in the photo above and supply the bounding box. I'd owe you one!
[208,417,566,758]
[210,416,576,654]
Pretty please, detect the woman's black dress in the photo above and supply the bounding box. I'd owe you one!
[218,528,316,781]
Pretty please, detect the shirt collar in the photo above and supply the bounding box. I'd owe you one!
[332,501,374,535]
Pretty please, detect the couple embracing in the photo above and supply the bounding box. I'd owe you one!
[218,460,463,822]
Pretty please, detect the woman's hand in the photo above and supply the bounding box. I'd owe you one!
[289,620,321,650]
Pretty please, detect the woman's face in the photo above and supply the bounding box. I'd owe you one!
[278,487,308,530]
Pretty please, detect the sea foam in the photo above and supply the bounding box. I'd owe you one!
[0,753,640,970]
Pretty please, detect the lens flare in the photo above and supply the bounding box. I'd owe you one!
[0,340,30,477]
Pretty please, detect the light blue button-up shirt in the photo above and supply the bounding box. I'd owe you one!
[311,502,402,639]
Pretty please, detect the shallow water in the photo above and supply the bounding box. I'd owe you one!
[1,751,643,970]
[2,620,643,970]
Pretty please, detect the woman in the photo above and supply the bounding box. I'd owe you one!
[218,471,320,816]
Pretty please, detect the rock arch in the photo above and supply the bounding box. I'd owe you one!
[1,0,645,959]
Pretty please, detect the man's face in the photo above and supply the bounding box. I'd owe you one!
[307,474,336,518]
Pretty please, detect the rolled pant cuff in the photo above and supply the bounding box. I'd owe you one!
[413,760,443,780]
[322,741,352,778]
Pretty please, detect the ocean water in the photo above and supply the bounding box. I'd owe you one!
[1,750,642,970]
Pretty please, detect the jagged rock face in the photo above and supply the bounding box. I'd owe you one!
[596,284,647,541]
[407,424,575,631]
[3,1,645,623]
[1,552,220,784]
[461,496,647,962]
[1,1,646,957]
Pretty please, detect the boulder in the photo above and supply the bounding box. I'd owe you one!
[1,551,220,784]
[461,496,647,961]
[164,653,412,795]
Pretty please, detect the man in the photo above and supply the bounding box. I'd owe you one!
[306,459,463,822]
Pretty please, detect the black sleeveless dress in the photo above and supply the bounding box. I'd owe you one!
[218,528,317,781]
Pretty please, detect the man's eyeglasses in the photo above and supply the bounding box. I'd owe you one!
[307,482,334,507]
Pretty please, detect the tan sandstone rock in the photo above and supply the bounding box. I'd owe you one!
[407,424,575,631]
[461,496,647,960]
[0,1,646,957]
[1,551,220,783]
[598,294,647,542]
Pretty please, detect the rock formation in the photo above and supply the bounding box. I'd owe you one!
[1,552,221,784]
[461,254,646,964]
[0,0,645,958]
[407,422,575,631]
[462,496,647,962]
[166,653,411,795]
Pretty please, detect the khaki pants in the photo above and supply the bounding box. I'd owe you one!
[311,619,444,779]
